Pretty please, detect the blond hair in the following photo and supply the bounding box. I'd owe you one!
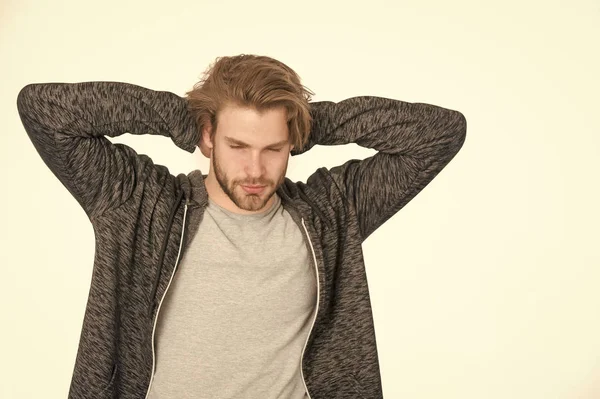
[184,54,314,151]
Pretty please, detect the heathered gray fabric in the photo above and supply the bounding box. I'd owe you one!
[147,193,315,398]
[16,81,467,398]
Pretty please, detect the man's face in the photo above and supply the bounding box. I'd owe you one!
[204,102,294,213]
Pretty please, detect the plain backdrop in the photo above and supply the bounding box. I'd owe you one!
[1,0,599,398]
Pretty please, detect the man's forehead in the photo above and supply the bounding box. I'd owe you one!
[215,103,290,147]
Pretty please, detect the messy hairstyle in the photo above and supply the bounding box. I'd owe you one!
[184,54,315,152]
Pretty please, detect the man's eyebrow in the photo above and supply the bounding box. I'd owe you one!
[224,136,289,148]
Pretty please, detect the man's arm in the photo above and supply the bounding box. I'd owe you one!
[292,96,467,243]
[16,81,200,221]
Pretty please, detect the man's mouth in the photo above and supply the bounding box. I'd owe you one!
[241,185,266,193]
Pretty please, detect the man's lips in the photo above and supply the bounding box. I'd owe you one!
[241,184,267,193]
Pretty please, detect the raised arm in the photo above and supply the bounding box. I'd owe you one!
[292,96,467,243]
[16,81,200,221]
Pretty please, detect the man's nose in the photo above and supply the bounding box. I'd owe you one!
[245,152,265,179]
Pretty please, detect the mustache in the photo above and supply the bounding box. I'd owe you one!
[238,180,270,186]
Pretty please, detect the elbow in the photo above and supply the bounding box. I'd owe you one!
[16,84,38,113]
[450,110,467,154]
[454,110,467,136]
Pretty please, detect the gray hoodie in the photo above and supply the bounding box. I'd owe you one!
[16,81,466,398]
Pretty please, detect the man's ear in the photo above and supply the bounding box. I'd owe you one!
[199,121,213,159]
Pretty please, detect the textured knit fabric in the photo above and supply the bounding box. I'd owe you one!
[16,81,467,398]
[147,193,315,398]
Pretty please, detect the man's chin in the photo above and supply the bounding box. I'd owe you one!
[231,185,270,208]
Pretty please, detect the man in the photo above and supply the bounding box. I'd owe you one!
[16,54,466,398]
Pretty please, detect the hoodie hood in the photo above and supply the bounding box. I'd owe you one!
[175,169,208,210]
[174,169,331,230]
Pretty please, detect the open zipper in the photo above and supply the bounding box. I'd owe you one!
[299,217,321,399]
[144,195,190,399]
[143,193,322,398]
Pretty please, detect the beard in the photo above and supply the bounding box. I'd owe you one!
[212,141,288,212]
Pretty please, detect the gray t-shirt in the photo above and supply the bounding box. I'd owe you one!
[147,193,317,398]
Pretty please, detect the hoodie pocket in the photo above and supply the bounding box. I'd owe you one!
[99,362,118,396]
[344,373,367,399]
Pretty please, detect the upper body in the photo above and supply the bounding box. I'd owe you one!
[16,55,466,399]
[147,192,317,399]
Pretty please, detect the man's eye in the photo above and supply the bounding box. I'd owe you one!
[229,145,281,152]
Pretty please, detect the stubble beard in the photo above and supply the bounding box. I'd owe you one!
[212,142,288,212]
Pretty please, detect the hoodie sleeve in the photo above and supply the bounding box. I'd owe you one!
[292,96,467,243]
[16,81,200,221]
